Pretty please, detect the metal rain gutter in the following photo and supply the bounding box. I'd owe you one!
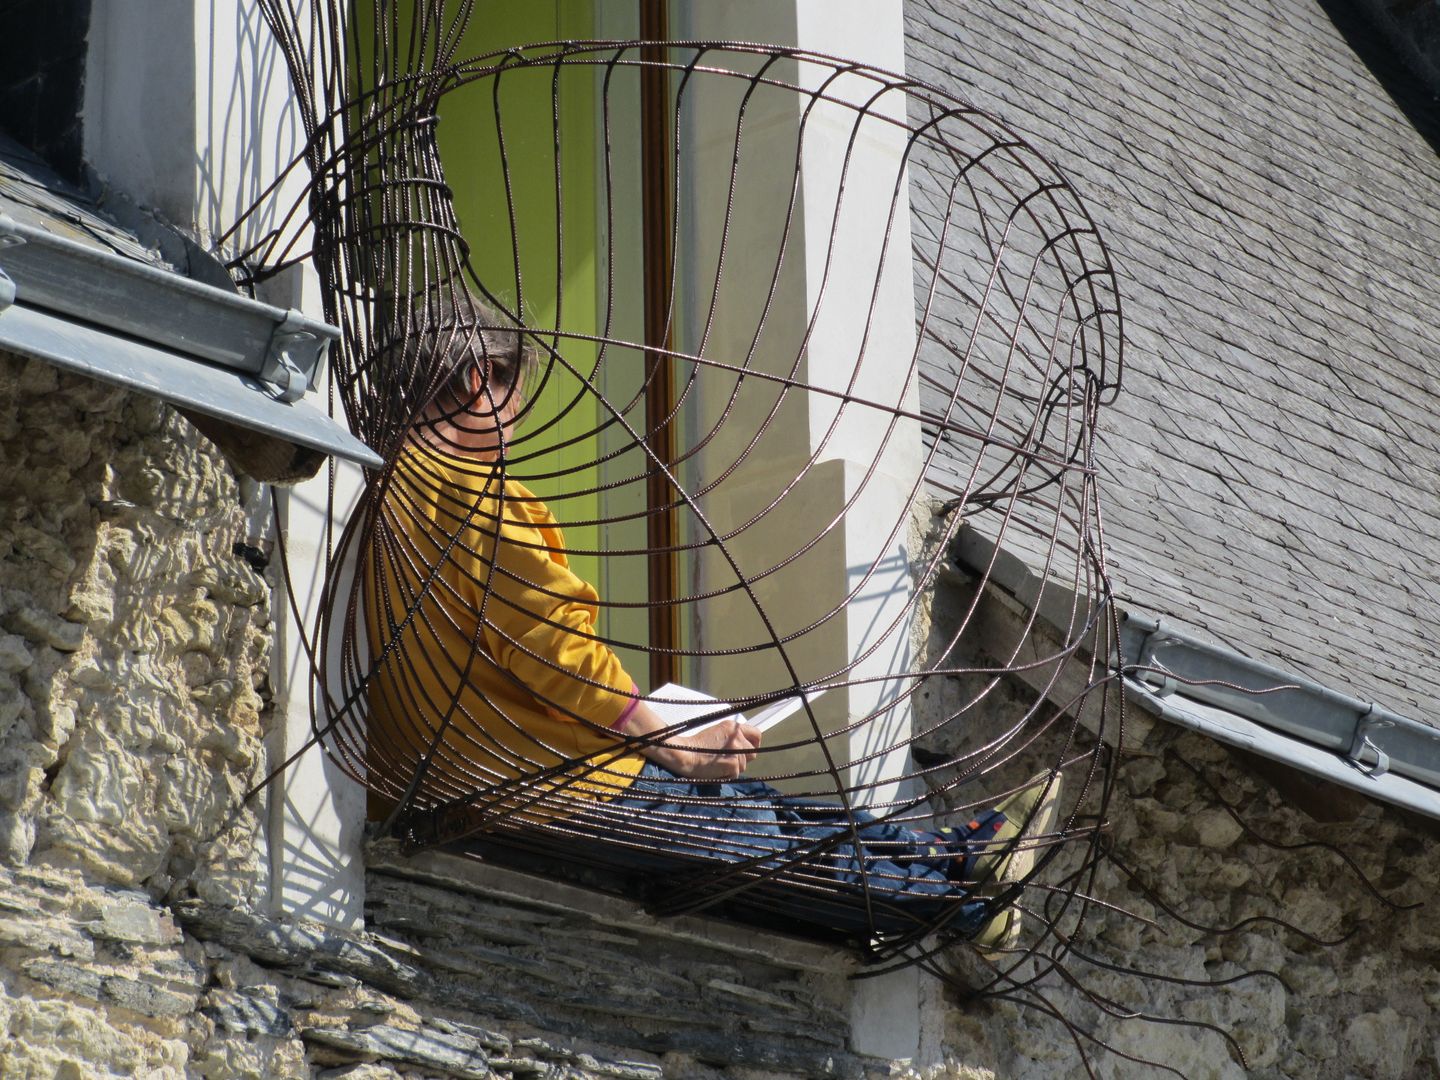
[0,213,380,469]
[948,526,1440,818]
[1121,613,1440,816]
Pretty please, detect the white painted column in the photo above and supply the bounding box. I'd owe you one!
[673,4,931,1060]
[676,1,922,810]
[267,459,367,927]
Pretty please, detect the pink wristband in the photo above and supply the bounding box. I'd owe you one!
[611,682,642,732]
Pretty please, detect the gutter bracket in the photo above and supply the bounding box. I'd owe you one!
[0,225,24,312]
[1130,618,1179,697]
[260,311,316,403]
[1347,708,1394,778]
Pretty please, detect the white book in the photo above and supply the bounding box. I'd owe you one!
[645,682,827,736]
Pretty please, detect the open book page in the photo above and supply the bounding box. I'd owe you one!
[645,682,827,735]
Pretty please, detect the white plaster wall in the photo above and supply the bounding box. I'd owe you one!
[83,0,307,254]
[82,0,199,230]
[671,4,935,1064]
[267,459,367,928]
[675,1,922,809]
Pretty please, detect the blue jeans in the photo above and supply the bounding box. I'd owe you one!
[576,762,988,933]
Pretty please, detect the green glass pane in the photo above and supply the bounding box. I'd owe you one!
[437,4,603,590]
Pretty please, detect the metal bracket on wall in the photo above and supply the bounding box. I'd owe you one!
[1347,710,1394,777]
[1130,619,1181,697]
[0,218,378,467]
[0,227,24,312]
[261,312,317,403]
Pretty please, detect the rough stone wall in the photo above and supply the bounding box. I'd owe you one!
[912,566,1440,1080]
[0,352,269,901]
[0,350,274,1073]
[0,349,892,1079]
[21,341,1430,1079]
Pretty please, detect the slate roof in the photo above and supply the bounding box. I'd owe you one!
[906,0,1440,724]
[0,131,241,293]
[0,135,170,266]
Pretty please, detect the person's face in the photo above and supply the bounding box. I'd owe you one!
[449,355,524,460]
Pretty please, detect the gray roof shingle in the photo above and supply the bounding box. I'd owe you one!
[907,0,1440,722]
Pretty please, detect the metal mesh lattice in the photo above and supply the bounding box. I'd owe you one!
[234,2,1133,1026]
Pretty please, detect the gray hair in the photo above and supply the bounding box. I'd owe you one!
[392,290,537,420]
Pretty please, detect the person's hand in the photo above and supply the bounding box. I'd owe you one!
[656,718,763,780]
[628,706,762,780]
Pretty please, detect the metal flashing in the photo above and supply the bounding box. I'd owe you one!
[1122,675,1440,820]
[0,213,333,392]
[0,213,379,469]
[0,302,378,467]
[1121,614,1440,788]
[949,527,1440,819]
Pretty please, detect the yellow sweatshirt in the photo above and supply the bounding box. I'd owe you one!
[364,444,646,823]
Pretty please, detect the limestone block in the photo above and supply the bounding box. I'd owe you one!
[1344,1008,1419,1080]
[0,634,33,673]
[190,1037,310,1080]
[1293,1013,1337,1060]
[196,719,259,769]
[2,605,86,652]
[1188,807,1244,850]
[1130,796,1185,837]
[0,810,37,864]
[0,676,29,741]
[66,566,118,628]
[189,831,265,909]
[301,1023,491,1078]
[0,746,54,813]
[1103,1022,1248,1080]
[0,911,94,958]
[1276,883,1345,943]
[187,564,268,609]
[91,894,182,946]
[67,656,116,693]
[157,754,242,838]
[157,597,221,657]
[1120,754,1167,797]
[2,994,188,1076]
[12,354,57,394]
[190,678,236,709]
[28,688,76,749]
[110,706,185,758]
[10,523,79,579]
[124,394,168,435]
[49,730,144,827]
[37,801,171,890]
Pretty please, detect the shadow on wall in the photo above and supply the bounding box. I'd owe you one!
[197,0,309,265]
[0,353,273,908]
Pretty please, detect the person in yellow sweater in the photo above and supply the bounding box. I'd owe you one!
[363,301,762,826]
[364,294,1056,942]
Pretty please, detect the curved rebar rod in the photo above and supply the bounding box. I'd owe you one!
[217,10,1360,1078]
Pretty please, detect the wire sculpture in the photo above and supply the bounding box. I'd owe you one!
[217,5,1346,1074]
